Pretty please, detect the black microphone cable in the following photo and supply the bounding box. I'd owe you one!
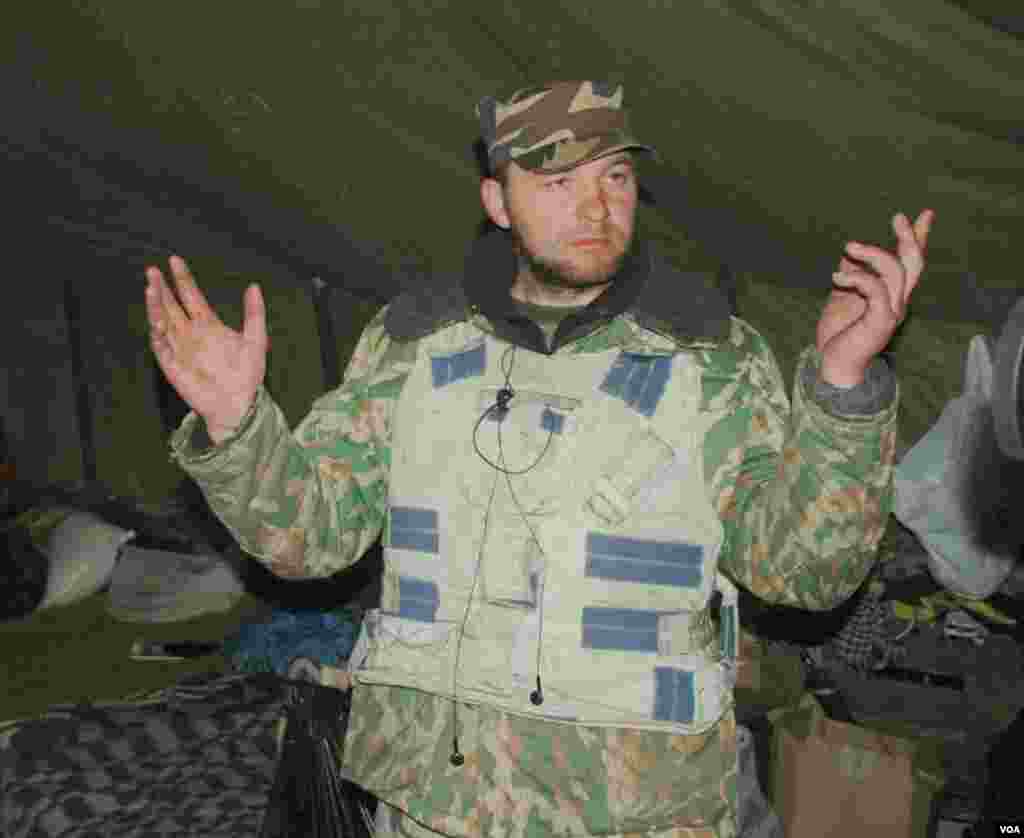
[449,344,555,765]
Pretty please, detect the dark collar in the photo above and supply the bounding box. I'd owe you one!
[461,229,732,350]
[383,229,732,348]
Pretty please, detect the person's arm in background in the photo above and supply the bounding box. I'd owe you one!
[146,255,408,579]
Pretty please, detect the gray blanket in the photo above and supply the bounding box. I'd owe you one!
[1,673,285,837]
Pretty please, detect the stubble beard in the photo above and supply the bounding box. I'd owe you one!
[512,226,632,295]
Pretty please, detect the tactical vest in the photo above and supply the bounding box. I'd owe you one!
[351,314,739,735]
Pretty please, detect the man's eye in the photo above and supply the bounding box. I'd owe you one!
[609,169,633,184]
[545,177,570,189]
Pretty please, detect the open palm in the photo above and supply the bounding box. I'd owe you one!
[145,255,268,436]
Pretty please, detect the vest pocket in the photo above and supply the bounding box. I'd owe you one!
[481,526,544,608]
[585,427,677,527]
[458,388,582,513]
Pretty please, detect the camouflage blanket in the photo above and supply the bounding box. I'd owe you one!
[0,672,285,838]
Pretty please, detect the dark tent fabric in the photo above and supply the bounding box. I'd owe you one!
[2,0,1022,502]
[2,7,1023,835]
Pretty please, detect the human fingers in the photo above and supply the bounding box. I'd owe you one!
[845,241,903,317]
[148,311,172,359]
[903,210,932,309]
[147,292,180,369]
[838,255,861,275]
[168,255,217,323]
[241,283,269,352]
[147,317,198,406]
[833,267,902,327]
[145,265,188,337]
[144,267,164,331]
[892,213,927,286]
[912,208,934,251]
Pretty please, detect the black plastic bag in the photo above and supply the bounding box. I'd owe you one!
[259,673,375,838]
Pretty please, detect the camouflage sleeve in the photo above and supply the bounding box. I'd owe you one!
[702,317,899,611]
[168,304,410,580]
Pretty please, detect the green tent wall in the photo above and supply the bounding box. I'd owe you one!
[2,0,1022,501]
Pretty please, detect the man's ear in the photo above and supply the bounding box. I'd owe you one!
[480,178,511,230]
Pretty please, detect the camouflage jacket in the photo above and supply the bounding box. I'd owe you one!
[170,231,898,837]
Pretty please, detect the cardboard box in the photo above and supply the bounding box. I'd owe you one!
[769,693,945,838]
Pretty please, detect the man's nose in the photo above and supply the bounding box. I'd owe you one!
[577,183,610,222]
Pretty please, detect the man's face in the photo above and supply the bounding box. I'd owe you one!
[485,152,639,293]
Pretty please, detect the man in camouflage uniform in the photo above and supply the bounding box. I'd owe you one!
[145,80,934,837]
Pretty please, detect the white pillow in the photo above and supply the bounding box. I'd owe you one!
[39,509,135,609]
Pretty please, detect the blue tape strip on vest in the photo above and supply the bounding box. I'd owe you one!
[581,607,660,652]
[390,506,439,553]
[653,667,696,724]
[484,404,566,434]
[599,353,672,417]
[585,533,704,588]
[540,407,565,434]
[431,342,486,388]
[397,576,440,622]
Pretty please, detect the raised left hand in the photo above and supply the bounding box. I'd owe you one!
[816,209,934,386]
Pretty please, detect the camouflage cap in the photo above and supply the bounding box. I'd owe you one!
[476,80,656,175]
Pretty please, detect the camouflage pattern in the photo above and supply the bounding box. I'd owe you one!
[169,294,899,836]
[476,80,656,174]
[343,684,737,838]
[698,321,899,609]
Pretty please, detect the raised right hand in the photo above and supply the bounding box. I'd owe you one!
[145,255,268,442]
